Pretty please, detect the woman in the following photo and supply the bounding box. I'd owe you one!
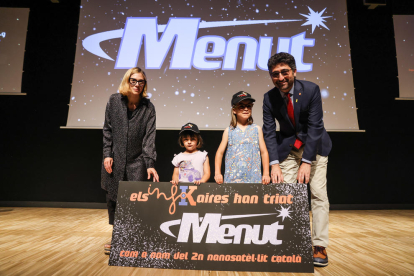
[101,67,159,254]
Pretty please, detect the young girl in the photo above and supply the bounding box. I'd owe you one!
[171,123,211,185]
[215,91,270,184]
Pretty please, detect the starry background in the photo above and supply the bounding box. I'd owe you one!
[0,8,29,93]
[67,0,358,130]
[393,15,414,98]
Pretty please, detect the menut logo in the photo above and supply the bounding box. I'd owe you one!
[82,7,330,72]
[160,213,284,245]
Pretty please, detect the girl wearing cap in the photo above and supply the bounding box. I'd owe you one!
[171,123,211,185]
[214,91,270,184]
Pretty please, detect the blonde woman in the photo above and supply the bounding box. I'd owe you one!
[101,67,159,254]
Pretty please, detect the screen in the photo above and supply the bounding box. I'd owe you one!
[0,8,29,93]
[393,15,414,98]
[67,0,359,130]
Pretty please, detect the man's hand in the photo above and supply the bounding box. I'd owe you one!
[297,162,311,184]
[271,164,284,183]
[104,157,113,174]
[147,168,159,182]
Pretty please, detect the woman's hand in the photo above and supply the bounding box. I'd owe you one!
[262,175,271,185]
[104,157,113,174]
[214,174,223,185]
[147,168,159,182]
[194,180,201,185]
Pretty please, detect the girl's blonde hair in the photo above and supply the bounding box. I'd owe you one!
[118,67,148,97]
[230,102,254,127]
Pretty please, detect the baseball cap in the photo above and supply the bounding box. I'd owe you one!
[179,122,200,134]
[231,91,256,106]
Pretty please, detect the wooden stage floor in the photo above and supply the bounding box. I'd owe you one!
[0,208,413,276]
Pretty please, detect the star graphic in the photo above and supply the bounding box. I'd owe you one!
[300,6,332,34]
[277,206,292,222]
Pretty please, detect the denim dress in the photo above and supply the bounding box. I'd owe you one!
[224,124,262,183]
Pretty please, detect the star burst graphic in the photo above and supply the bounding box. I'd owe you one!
[277,206,292,222]
[300,6,332,34]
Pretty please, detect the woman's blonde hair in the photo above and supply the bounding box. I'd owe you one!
[118,67,148,97]
[230,103,254,127]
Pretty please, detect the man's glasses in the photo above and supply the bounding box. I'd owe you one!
[271,69,291,78]
[129,78,146,86]
[237,104,254,110]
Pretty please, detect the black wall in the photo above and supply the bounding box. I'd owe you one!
[1,0,414,207]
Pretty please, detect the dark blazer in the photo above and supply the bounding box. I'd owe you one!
[101,93,157,201]
[263,79,332,163]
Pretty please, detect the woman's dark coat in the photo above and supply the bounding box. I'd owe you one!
[101,93,156,201]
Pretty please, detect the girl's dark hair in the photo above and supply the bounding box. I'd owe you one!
[178,131,203,148]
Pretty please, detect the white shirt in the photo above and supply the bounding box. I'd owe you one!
[172,151,208,182]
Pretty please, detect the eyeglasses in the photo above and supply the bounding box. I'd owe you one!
[237,104,254,110]
[270,69,291,78]
[129,78,146,86]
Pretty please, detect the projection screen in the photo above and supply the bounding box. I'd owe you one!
[0,8,29,94]
[393,15,414,99]
[67,0,359,130]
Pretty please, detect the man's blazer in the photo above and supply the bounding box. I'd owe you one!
[263,79,332,163]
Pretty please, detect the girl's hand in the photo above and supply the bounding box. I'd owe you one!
[262,175,271,185]
[171,167,179,185]
[214,174,223,185]
[194,180,201,185]
[104,157,113,174]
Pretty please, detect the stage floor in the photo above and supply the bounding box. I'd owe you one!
[0,208,413,275]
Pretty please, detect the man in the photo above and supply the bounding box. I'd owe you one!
[262,52,332,267]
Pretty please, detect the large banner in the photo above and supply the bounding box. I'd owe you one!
[109,182,314,273]
[67,0,359,130]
